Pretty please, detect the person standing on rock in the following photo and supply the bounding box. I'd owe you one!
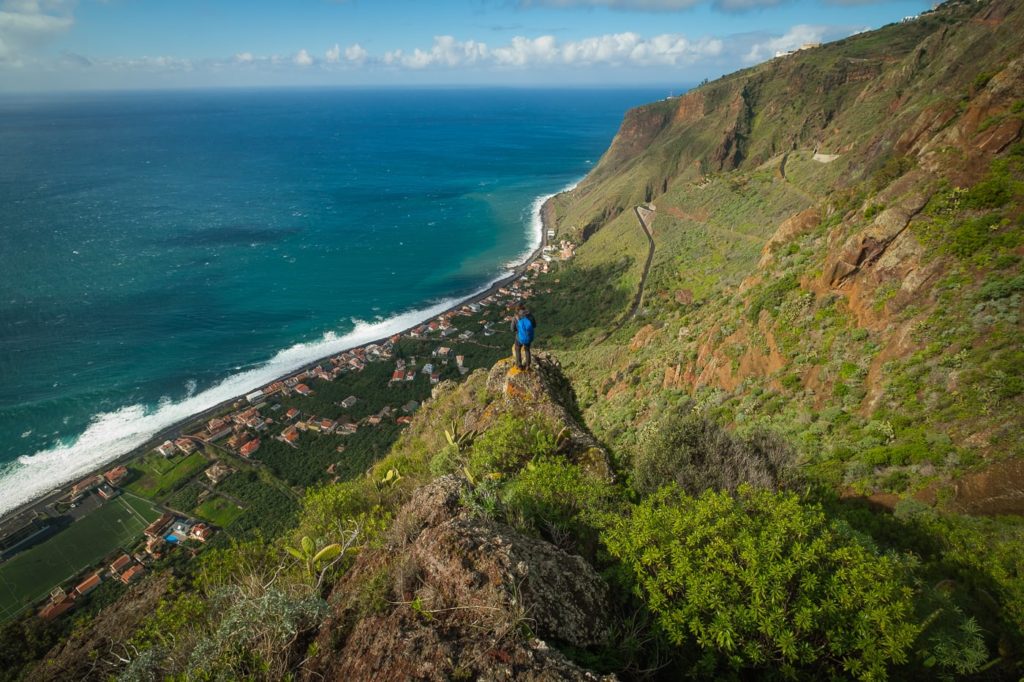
[511,303,536,371]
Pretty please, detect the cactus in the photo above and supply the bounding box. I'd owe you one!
[444,419,477,451]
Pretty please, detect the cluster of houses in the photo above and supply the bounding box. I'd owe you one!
[66,464,129,506]
[38,512,213,621]
[542,239,576,262]
[156,407,265,461]
[143,512,213,556]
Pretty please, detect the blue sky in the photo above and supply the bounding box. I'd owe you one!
[0,0,933,91]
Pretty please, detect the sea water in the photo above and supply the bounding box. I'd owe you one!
[0,86,665,515]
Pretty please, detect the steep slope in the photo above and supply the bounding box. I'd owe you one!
[537,0,1024,510]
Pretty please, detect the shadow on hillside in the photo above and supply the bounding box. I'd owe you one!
[529,260,634,342]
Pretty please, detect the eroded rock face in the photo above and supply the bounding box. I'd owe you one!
[822,191,930,289]
[758,208,822,268]
[305,478,615,681]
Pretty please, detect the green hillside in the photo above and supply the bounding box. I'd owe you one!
[3,1,1023,679]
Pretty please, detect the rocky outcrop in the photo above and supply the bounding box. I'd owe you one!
[758,208,821,268]
[485,353,614,481]
[304,477,614,681]
[822,191,930,289]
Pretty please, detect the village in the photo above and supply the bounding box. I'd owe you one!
[0,240,576,625]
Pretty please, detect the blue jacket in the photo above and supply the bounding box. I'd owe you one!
[515,313,536,344]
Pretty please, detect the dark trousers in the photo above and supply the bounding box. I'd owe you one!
[514,340,532,369]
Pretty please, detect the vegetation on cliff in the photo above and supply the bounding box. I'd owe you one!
[3,0,1023,679]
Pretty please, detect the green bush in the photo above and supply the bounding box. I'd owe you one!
[602,486,920,680]
[945,213,1004,258]
[962,176,1012,210]
[502,457,620,545]
[466,413,556,477]
[977,273,1024,301]
[746,272,799,323]
[869,156,914,194]
[972,71,995,92]
[632,407,794,497]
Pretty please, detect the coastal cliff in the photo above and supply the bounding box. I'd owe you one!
[4,0,1023,679]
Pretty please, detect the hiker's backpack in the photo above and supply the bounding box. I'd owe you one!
[517,314,535,344]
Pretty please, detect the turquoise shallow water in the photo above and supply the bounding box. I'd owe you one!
[0,86,666,514]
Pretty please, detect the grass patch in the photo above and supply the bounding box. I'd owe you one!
[193,496,244,528]
[125,451,207,500]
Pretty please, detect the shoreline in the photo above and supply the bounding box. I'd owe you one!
[0,196,557,527]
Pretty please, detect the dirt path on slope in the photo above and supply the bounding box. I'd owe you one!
[597,205,656,343]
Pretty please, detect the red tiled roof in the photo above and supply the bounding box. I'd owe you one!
[239,438,261,457]
[74,573,102,595]
[110,554,132,574]
[119,564,145,584]
[104,466,128,484]
[39,599,75,620]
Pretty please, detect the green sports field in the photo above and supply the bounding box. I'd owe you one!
[0,494,160,621]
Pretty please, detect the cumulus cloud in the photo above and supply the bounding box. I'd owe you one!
[234,51,254,63]
[519,0,701,8]
[716,0,785,9]
[0,0,75,64]
[293,48,313,67]
[518,0,790,11]
[325,43,341,63]
[743,24,833,62]
[344,43,367,63]
[377,32,722,70]
[389,35,489,69]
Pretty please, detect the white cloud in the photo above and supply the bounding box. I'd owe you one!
[0,0,75,64]
[293,48,313,67]
[743,24,831,62]
[492,35,556,66]
[234,51,254,63]
[519,0,789,10]
[325,43,341,63]
[382,35,490,69]
[519,0,701,8]
[716,0,785,8]
[377,32,721,70]
[344,43,367,63]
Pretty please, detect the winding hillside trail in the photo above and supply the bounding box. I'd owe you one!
[597,205,656,343]
[778,151,832,204]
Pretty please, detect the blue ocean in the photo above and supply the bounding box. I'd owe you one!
[0,87,664,514]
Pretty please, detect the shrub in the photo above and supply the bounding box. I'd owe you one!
[972,71,995,92]
[945,213,1004,258]
[466,413,557,477]
[601,486,921,680]
[632,407,794,497]
[502,457,620,547]
[962,176,1012,210]
[869,156,914,194]
[864,203,885,220]
[978,273,1024,301]
[746,272,799,323]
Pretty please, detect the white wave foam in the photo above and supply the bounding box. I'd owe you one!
[507,176,582,269]
[0,182,575,518]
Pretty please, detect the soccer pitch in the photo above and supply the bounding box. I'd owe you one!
[0,495,160,621]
